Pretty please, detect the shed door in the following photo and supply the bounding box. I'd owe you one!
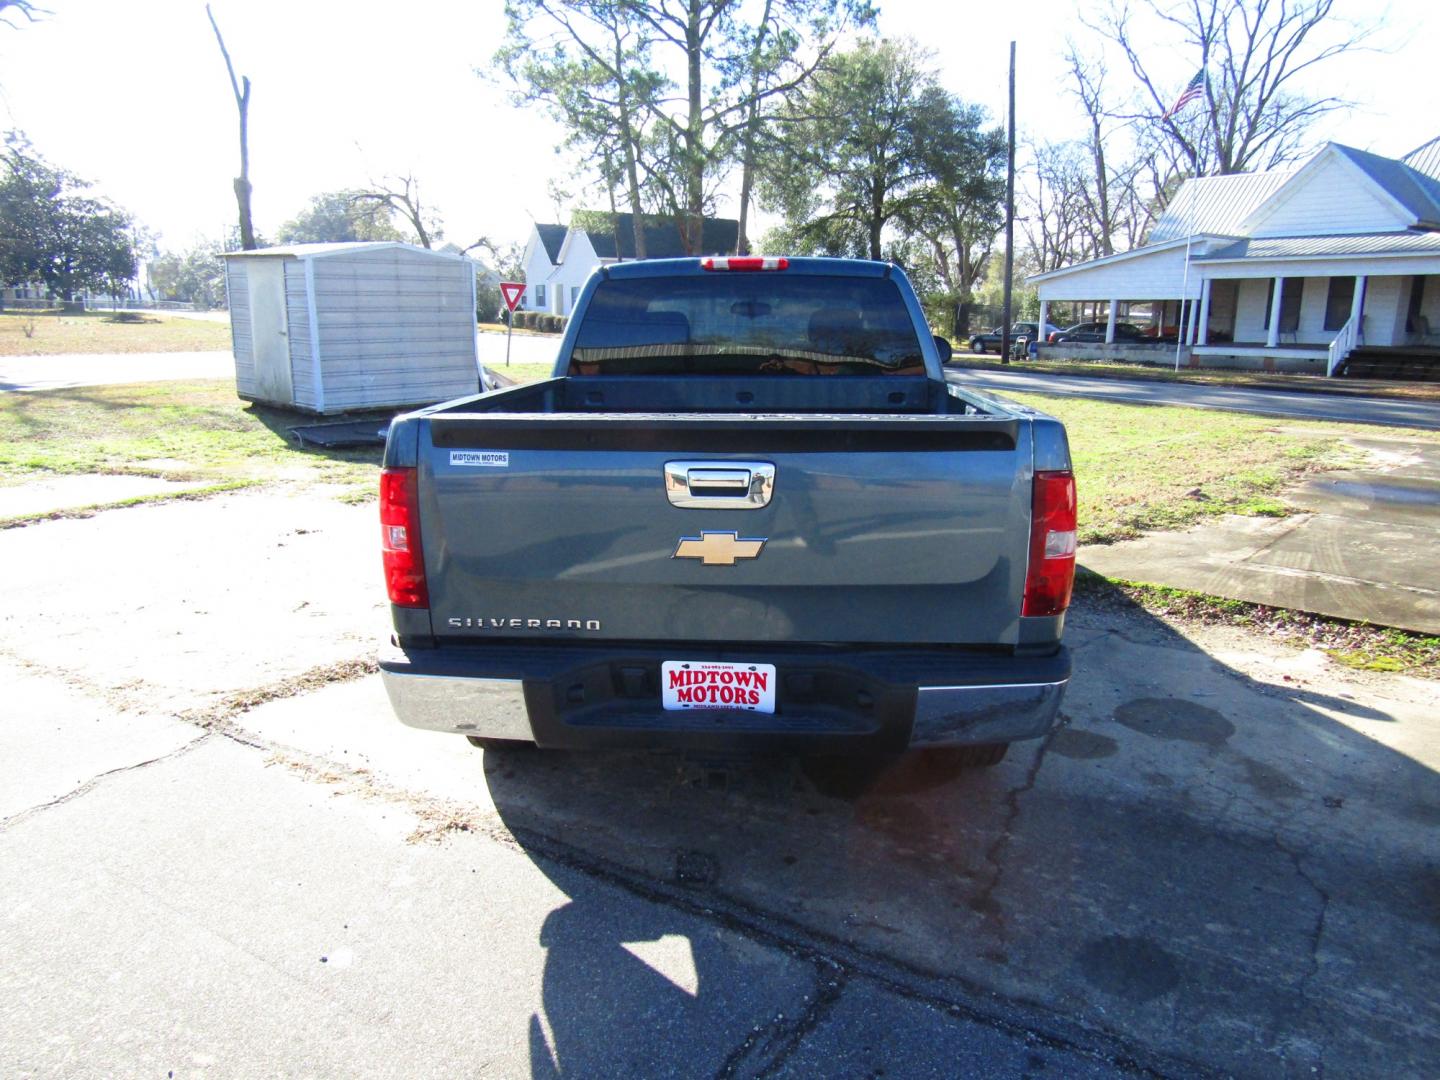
[247,259,293,403]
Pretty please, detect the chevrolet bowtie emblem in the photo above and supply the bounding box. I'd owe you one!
[673,531,767,566]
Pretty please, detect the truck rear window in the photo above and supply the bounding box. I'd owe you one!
[566,274,926,376]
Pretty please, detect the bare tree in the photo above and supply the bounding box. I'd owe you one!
[1019,140,1097,274]
[206,5,256,250]
[351,176,435,248]
[349,175,491,253]
[1090,0,1377,176]
[0,1,46,27]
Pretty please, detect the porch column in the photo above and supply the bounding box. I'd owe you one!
[1105,300,1118,344]
[1196,279,1213,346]
[1350,275,1367,340]
[1187,289,1202,345]
[1266,277,1285,348]
[1037,299,1048,342]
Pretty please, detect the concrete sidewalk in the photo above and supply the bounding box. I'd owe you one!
[1081,437,1440,634]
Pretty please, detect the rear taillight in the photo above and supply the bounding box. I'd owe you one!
[1022,470,1077,617]
[700,256,789,271]
[380,467,428,608]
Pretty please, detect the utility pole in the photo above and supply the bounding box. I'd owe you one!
[1000,41,1016,365]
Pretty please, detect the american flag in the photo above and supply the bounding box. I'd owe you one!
[1163,69,1207,119]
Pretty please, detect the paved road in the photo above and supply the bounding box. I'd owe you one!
[477,328,559,370]
[0,350,233,392]
[0,332,557,394]
[947,365,1440,429]
[1,485,1436,1077]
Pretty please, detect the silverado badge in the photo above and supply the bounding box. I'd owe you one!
[673,531,767,566]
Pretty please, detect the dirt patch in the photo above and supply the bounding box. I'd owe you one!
[1076,573,1440,679]
[181,658,380,728]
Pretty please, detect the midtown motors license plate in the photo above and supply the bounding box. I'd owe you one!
[661,661,777,713]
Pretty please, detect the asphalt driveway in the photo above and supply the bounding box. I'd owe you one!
[947,366,1440,429]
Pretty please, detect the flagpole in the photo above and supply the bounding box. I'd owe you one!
[1000,41,1016,365]
[1164,67,1206,372]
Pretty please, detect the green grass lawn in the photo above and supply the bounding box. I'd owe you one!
[2,377,1433,547]
[0,311,234,356]
[0,380,380,507]
[1001,390,1436,544]
[488,361,558,386]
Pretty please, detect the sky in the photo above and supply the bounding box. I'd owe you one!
[1,0,1436,256]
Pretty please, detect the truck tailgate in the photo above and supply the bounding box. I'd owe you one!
[416,412,1032,646]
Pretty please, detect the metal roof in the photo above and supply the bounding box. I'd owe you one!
[1329,143,1440,227]
[1026,234,1218,283]
[1196,231,1440,262]
[222,242,465,261]
[1148,170,1292,242]
[1403,134,1440,182]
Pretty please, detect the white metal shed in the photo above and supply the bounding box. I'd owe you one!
[222,242,480,414]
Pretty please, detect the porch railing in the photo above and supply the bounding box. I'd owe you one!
[1327,315,1361,377]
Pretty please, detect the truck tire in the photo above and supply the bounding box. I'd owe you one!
[465,735,533,751]
[926,742,1009,768]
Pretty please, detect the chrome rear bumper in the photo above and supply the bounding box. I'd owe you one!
[380,643,1067,750]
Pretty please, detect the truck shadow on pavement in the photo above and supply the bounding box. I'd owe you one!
[481,589,1440,1078]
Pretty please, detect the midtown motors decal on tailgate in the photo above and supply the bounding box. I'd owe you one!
[661,661,777,713]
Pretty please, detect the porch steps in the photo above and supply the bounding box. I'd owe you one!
[1338,347,1440,382]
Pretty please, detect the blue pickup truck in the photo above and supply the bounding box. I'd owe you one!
[378,257,1074,767]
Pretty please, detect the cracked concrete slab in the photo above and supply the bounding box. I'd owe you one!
[0,487,387,714]
[0,474,211,520]
[1080,440,1440,634]
[0,659,200,821]
[3,441,1438,1076]
[245,602,1430,1078]
[0,737,820,1079]
[770,977,1121,1079]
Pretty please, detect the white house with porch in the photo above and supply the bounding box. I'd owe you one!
[1028,137,1440,379]
[519,214,740,318]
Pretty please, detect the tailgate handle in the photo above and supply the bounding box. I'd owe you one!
[664,461,775,510]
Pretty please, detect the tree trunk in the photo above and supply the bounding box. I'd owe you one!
[733,0,775,256]
[618,100,647,259]
[1090,123,1111,256]
[611,30,647,260]
[735,99,760,256]
[683,0,705,255]
[233,176,255,251]
[869,180,884,260]
[208,7,257,250]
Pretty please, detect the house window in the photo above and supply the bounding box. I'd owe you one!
[1323,277,1355,332]
[570,286,579,310]
[534,284,546,308]
[1262,279,1303,333]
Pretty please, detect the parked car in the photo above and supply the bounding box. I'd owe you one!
[969,322,1060,354]
[1049,321,1150,344]
[379,256,1074,767]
